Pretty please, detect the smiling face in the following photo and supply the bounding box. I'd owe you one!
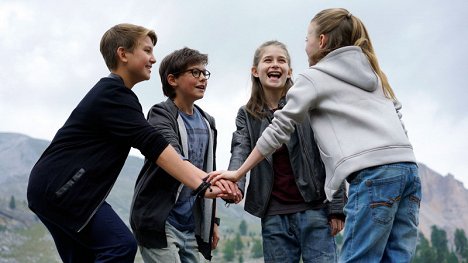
[171,63,208,104]
[125,35,156,87]
[252,45,292,92]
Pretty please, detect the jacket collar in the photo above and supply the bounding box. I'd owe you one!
[162,98,216,130]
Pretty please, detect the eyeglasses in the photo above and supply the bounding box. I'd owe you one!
[172,68,211,79]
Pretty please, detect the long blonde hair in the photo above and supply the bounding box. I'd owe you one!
[311,8,395,99]
[246,40,294,119]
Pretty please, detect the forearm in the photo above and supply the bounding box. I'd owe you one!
[208,146,265,184]
[235,147,265,180]
[155,144,205,190]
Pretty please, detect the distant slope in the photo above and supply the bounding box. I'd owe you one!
[0,132,256,229]
[1,131,466,240]
[418,163,468,241]
[0,132,49,201]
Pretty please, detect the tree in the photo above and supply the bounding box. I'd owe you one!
[413,233,436,263]
[239,220,248,236]
[335,233,344,253]
[454,228,468,261]
[335,233,344,246]
[431,225,449,263]
[251,238,263,258]
[446,251,458,263]
[223,239,235,262]
[234,233,244,251]
[9,195,16,210]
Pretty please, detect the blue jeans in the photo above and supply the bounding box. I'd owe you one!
[38,202,137,263]
[140,222,200,263]
[340,162,421,263]
[261,208,337,263]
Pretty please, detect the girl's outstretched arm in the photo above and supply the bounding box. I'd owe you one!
[208,147,265,183]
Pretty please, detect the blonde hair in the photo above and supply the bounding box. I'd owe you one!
[100,23,157,70]
[246,40,293,119]
[311,8,395,99]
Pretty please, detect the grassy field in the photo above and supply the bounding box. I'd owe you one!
[1,223,60,263]
[0,220,263,263]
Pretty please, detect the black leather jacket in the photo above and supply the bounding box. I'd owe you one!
[228,104,347,218]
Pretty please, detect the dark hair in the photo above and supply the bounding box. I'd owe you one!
[100,23,157,70]
[159,47,208,99]
[246,40,293,119]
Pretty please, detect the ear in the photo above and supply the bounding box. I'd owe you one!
[287,68,293,79]
[117,47,128,63]
[319,34,328,49]
[167,74,178,87]
[251,67,259,78]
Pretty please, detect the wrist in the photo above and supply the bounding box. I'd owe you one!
[191,180,211,198]
[235,170,243,181]
[214,217,221,226]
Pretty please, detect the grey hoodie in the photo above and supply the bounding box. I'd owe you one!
[256,46,416,201]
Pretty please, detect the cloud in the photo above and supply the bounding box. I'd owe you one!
[404,92,468,187]
[1,0,467,187]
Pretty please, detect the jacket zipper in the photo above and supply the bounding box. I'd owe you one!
[296,127,319,197]
[259,112,279,216]
[261,163,274,218]
[77,181,115,232]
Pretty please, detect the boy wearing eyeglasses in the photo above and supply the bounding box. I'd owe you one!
[130,47,239,262]
[27,24,234,263]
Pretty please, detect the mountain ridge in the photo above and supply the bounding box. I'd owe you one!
[0,131,466,242]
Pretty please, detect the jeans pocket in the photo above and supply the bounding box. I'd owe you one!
[367,173,403,225]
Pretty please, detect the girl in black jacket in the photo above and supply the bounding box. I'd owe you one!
[227,40,347,263]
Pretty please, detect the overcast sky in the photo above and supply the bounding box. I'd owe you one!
[1,0,467,187]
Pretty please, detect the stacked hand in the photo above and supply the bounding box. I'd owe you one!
[207,170,242,184]
[204,178,242,203]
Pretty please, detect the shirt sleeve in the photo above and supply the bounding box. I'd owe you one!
[256,74,319,156]
[97,85,169,162]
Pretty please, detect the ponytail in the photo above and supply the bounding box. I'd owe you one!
[312,8,396,99]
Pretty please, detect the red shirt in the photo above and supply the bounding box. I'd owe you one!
[271,144,304,203]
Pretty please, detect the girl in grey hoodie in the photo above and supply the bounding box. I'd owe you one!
[210,8,421,263]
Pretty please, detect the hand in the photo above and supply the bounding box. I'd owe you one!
[211,223,219,250]
[204,185,222,199]
[221,183,243,204]
[329,217,345,236]
[214,179,240,201]
[232,184,243,204]
[208,170,242,184]
[212,178,234,194]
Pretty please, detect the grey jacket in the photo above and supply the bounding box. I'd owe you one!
[257,46,417,201]
[228,103,346,218]
[130,99,216,260]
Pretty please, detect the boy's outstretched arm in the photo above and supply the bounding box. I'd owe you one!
[155,144,215,190]
[156,144,238,199]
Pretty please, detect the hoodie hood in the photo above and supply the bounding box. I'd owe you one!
[312,46,378,92]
